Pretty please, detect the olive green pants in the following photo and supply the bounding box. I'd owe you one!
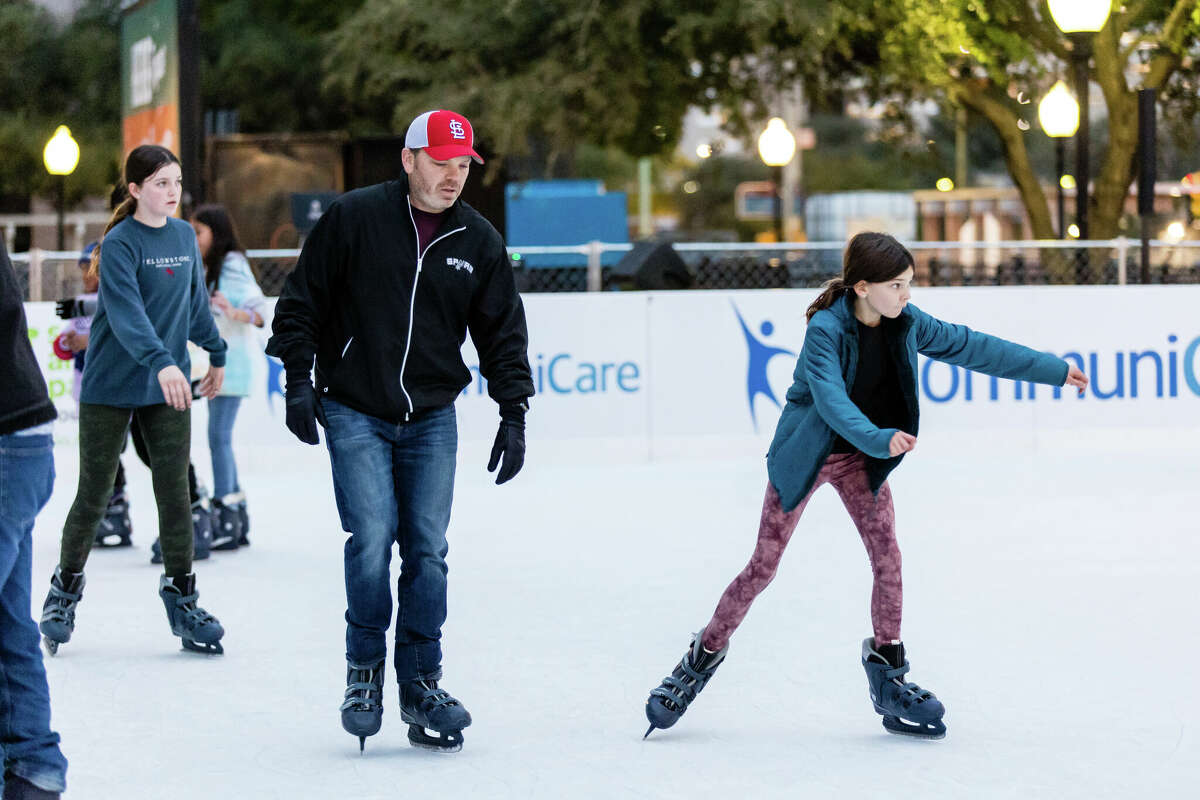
[60,403,193,577]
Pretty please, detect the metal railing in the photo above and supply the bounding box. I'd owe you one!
[11,238,1200,301]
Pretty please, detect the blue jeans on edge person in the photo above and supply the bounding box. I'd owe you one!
[320,397,457,683]
[207,395,243,498]
[0,433,68,794]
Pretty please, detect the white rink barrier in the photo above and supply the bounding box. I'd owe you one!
[23,286,1200,462]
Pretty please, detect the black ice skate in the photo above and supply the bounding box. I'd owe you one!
[209,493,243,551]
[340,659,385,753]
[93,490,133,547]
[158,573,225,655]
[235,492,250,546]
[1,773,61,800]
[399,679,472,753]
[644,628,728,738]
[861,638,946,739]
[39,566,85,656]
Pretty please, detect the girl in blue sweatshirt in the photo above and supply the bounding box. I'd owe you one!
[40,145,229,656]
[644,232,1089,740]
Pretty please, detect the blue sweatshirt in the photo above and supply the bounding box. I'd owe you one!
[81,216,226,408]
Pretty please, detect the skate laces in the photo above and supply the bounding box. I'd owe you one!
[172,591,218,630]
[885,664,935,703]
[43,576,83,624]
[413,681,459,712]
[342,665,383,712]
[651,647,721,712]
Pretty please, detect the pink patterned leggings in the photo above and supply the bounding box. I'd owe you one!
[701,452,902,652]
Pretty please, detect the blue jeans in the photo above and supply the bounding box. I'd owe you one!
[0,433,68,794]
[207,395,243,498]
[321,398,457,682]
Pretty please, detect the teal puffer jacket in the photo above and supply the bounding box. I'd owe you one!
[766,293,1069,511]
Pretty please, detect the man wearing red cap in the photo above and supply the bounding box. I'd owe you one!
[268,109,533,754]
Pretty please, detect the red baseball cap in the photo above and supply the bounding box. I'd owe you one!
[404,110,484,164]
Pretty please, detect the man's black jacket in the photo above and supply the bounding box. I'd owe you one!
[267,176,533,423]
[0,239,57,435]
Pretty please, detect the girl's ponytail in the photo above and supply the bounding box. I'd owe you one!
[805,277,847,322]
[88,196,135,279]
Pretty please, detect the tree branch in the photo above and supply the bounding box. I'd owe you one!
[1143,0,1198,88]
[1026,1,1071,59]
[950,79,1056,240]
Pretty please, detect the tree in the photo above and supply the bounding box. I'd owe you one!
[855,0,1200,242]
[322,0,801,173]
[198,0,371,134]
[0,1,123,208]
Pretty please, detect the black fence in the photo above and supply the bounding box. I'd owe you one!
[11,240,1200,300]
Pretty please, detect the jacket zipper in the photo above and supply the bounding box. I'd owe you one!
[399,201,466,421]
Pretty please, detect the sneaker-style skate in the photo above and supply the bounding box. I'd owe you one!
[93,490,132,547]
[210,493,243,551]
[341,659,385,753]
[39,567,85,656]
[644,629,728,738]
[158,573,224,655]
[399,679,472,753]
[861,638,946,739]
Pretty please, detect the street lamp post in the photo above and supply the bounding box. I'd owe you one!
[1037,80,1080,238]
[1047,0,1112,243]
[43,125,80,251]
[757,117,797,243]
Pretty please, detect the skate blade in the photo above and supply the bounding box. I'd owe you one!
[881,715,946,740]
[181,639,224,655]
[42,636,60,657]
[406,724,463,753]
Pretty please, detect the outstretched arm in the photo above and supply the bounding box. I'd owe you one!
[911,305,1070,387]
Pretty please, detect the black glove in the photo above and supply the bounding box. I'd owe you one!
[55,297,80,319]
[487,401,528,485]
[284,379,326,445]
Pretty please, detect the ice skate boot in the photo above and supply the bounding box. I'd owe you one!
[340,659,385,753]
[158,573,224,655]
[209,492,243,551]
[150,496,211,564]
[236,498,250,546]
[862,638,946,739]
[1,773,61,799]
[93,490,133,547]
[39,567,85,656]
[644,628,728,738]
[399,679,472,753]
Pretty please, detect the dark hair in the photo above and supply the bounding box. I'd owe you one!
[191,204,244,290]
[805,232,914,322]
[90,145,181,277]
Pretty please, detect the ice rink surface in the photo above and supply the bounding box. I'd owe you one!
[28,428,1199,799]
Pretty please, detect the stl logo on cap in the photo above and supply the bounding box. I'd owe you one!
[405,110,484,164]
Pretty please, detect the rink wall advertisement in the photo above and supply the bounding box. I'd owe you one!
[23,285,1200,460]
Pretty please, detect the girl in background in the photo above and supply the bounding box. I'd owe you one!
[40,145,228,656]
[191,204,266,549]
[643,232,1088,740]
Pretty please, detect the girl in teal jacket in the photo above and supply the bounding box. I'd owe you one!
[645,232,1089,740]
[191,204,266,549]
